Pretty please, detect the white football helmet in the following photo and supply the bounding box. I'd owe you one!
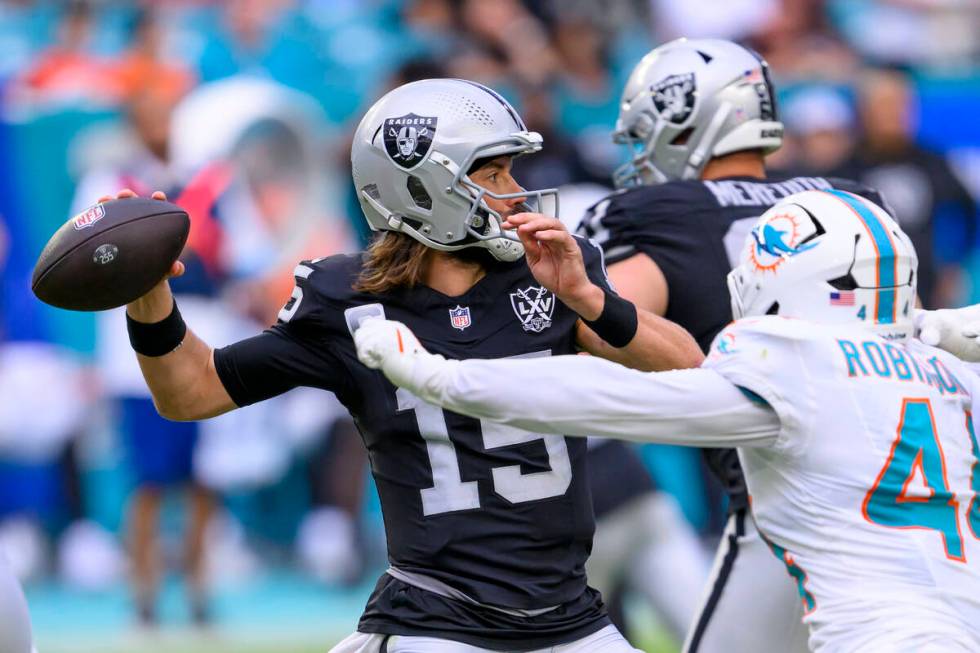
[727,190,918,339]
[351,78,558,262]
[613,38,784,187]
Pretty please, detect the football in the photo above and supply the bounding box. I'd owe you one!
[31,198,190,311]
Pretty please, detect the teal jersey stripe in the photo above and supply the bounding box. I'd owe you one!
[764,537,817,613]
[825,189,897,323]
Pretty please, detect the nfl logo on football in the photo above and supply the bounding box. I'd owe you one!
[449,305,471,330]
[73,204,106,230]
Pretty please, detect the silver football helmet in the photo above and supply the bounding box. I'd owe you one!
[613,38,784,188]
[351,78,558,262]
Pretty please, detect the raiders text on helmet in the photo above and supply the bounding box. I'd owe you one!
[383,113,437,170]
[351,79,558,262]
[727,190,918,340]
[613,38,784,187]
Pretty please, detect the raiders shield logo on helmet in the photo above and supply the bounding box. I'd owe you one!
[383,113,438,170]
[651,73,696,125]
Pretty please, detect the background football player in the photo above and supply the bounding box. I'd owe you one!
[576,38,891,652]
[355,190,980,652]
[106,78,702,652]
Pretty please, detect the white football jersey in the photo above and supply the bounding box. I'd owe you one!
[704,316,980,652]
[372,312,980,651]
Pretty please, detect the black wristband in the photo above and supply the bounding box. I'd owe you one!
[127,299,187,357]
[584,288,638,348]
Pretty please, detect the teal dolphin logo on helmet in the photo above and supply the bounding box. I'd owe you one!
[752,222,817,259]
[748,211,819,273]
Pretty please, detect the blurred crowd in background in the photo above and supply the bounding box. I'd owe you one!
[0,0,978,646]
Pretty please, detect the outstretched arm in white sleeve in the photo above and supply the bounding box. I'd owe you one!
[354,319,781,448]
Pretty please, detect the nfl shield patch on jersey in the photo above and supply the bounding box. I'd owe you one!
[449,305,471,330]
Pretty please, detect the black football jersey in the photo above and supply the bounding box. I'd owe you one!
[212,238,614,648]
[577,175,886,509]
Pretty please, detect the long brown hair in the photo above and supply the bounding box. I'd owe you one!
[354,231,432,294]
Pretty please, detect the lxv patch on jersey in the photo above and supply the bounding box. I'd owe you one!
[511,286,554,333]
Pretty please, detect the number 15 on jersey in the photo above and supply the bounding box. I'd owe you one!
[397,387,573,517]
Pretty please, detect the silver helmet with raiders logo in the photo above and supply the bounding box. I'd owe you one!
[613,38,784,188]
[351,78,558,262]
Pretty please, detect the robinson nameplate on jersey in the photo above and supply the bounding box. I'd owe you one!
[651,73,696,124]
[383,113,438,170]
[510,286,554,333]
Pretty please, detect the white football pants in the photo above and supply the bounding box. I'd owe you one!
[330,624,641,653]
[586,491,710,640]
[682,509,810,653]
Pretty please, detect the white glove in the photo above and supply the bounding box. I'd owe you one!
[914,305,980,362]
[353,318,444,392]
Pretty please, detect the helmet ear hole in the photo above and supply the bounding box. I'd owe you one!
[401,216,424,232]
[671,128,694,146]
[828,273,858,291]
[406,175,432,210]
[765,301,780,315]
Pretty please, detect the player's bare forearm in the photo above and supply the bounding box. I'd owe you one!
[128,281,236,421]
[607,254,669,315]
[134,331,236,421]
[577,308,704,372]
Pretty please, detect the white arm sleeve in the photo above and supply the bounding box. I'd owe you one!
[407,353,781,447]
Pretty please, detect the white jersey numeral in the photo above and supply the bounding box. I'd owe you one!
[483,422,572,504]
[398,351,572,515]
[278,264,315,323]
[397,387,481,516]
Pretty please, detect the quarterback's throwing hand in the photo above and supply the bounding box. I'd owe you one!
[354,318,434,389]
[503,212,603,318]
[915,305,980,362]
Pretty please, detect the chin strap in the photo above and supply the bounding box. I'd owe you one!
[486,237,525,262]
